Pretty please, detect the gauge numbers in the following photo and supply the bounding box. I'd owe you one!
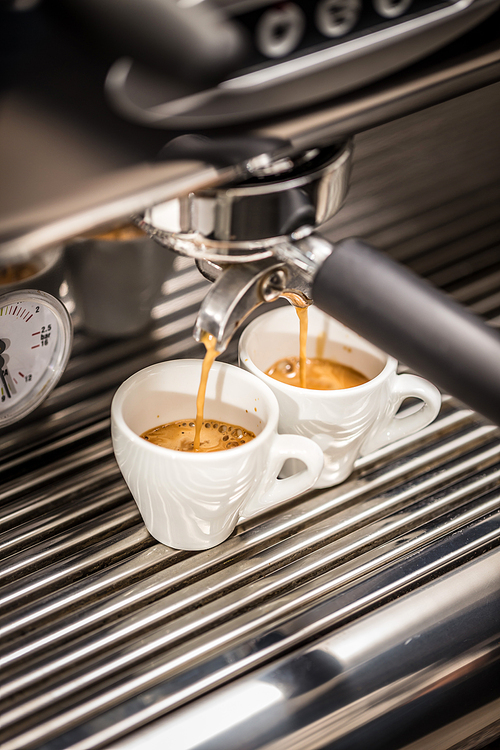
[0,290,72,427]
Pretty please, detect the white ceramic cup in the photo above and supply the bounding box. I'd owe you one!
[239,306,441,488]
[111,360,324,550]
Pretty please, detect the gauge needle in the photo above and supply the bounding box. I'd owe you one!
[0,369,10,399]
[0,340,10,399]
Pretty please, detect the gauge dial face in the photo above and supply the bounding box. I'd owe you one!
[0,290,72,427]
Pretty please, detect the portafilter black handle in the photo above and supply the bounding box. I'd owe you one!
[312,238,500,425]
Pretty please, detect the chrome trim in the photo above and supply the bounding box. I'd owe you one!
[222,0,483,91]
[142,143,352,260]
[106,0,500,127]
[104,546,500,750]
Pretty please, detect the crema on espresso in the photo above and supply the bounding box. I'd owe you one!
[141,420,255,452]
[266,356,368,390]
[141,333,256,453]
[266,306,368,390]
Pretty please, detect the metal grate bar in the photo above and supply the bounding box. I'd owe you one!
[10,509,500,750]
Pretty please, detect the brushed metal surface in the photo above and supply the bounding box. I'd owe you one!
[105,0,500,127]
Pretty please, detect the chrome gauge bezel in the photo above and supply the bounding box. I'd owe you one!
[0,290,73,428]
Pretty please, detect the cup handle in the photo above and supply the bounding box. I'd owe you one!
[239,434,324,520]
[360,373,441,456]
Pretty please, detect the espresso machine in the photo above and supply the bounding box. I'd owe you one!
[1,2,500,749]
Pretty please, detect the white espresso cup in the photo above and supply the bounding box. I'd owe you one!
[239,306,441,488]
[111,360,324,550]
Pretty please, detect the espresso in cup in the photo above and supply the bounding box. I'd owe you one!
[141,419,255,452]
[65,224,174,337]
[111,360,324,549]
[267,305,368,391]
[139,332,256,453]
[83,223,147,241]
[0,246,64,298]
[266,356,368,390]
[239,306,441,488]
[0,261,40,286]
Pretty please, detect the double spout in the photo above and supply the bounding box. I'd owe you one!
[193,235,333,351]
[139,138,353,350]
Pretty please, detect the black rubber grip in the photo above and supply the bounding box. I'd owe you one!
[312,237,500,425]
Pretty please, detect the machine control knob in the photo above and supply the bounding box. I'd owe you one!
[315,0,362,37]
[255,3,306,58]
[373,0,413,18]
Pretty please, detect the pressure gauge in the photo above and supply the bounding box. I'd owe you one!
[0,290,73,428]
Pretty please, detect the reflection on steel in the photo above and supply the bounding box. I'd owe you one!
[141,143,352,261]
[104,547,500,750]
[255,41,500,148]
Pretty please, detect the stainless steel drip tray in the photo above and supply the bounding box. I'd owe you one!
[2,87,500,750]
[1,381,499,750]
[105,545,500,750]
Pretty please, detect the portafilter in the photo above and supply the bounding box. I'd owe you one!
[138,136,500,425]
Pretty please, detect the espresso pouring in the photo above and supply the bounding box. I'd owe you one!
[266,307,368,390]
[142,307,368,453]
[141,332,255,453]
[141,419,255,452]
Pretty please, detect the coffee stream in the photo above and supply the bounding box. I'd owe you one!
[141,332,255,453]
[315,329,327,359]
[266,307,368,390]
[296,307,308,388]
[142,306,369,452]
[194,332,220,451]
